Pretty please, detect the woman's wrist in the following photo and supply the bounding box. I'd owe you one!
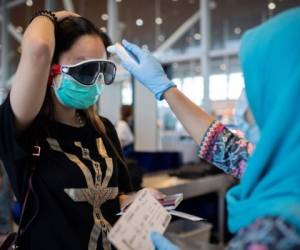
[164,86,178,100]
[29,10,57,26]
[29,10,80,26]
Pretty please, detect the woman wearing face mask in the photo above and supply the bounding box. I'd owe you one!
[0,10,133,250]
[112,7,300,250]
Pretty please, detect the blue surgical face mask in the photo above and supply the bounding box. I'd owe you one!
[53,73,104,109]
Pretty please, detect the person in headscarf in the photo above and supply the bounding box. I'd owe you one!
[111,6,300,249]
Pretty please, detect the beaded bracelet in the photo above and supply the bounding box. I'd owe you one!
[29,10,57,26]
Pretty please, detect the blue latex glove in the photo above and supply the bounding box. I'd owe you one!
[120,40,176,100]
[150,232,180,250]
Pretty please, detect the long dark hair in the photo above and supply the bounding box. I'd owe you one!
[52,16,112,63]
[40,16,127,166]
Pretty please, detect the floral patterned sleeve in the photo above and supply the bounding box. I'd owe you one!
[199,120,254,179]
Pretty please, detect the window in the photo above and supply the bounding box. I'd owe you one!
[209,73,244,101]
[182,76,203,105]
[121,80,133,105]
[228,73,244,99]
[209,74,228,100]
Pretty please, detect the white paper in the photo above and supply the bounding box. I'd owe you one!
[108,188,171,250]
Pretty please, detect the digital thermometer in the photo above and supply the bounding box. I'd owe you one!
[107,43,138,66]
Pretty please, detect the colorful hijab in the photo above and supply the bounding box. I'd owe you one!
[227,7,300,233]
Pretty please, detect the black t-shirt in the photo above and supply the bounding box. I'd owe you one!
[0,97,132,250]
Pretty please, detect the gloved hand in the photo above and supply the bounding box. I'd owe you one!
[120,40,176,100]
[150,232,180,250]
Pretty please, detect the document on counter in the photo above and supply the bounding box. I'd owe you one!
[118,192,183,215]
[108,188,172,250]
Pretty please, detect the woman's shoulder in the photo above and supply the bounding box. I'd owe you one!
[99,116,118,137]
[98,116,123,151]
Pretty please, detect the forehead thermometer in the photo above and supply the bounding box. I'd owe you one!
[107,43,138,66]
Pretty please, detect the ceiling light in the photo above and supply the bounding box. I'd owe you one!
[155,17,163,25]
[100,27,107,33]
[101,13,109,21]
[16,26,23,33]
[158,35,165,42]
[193,33,201,40]
[136,19,144,26]
[234,27,241,35]
[209,1,217,10]
[26,0,33,7]
[220,64,227,71]
[142,44,149,50]
[116,0,122,2]
[268,2,276,10]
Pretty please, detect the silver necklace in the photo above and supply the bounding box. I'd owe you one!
[75,112,85,127]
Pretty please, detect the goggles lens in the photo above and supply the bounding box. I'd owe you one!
[61,60,116,85]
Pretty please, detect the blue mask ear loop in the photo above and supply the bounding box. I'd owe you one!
[51,74,61,91]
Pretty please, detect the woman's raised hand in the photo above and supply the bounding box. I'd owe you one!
[54,10,80,22]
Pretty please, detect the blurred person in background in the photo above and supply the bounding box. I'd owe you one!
[234,89,259,145]
[115,105,134,157]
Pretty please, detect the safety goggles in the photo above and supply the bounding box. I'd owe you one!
[51,59,117,86]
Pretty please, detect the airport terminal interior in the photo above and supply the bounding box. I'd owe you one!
[1,1,300,249]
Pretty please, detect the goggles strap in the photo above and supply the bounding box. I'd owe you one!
[48,64,61,86]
